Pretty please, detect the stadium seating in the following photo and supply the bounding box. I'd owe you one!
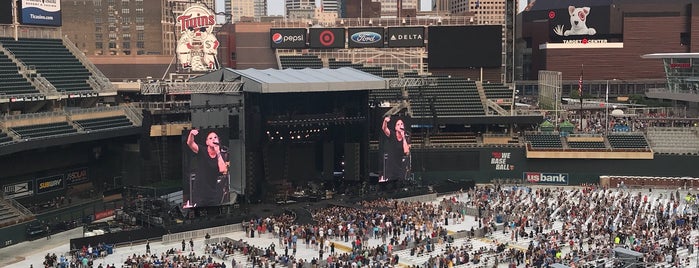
[408,77,485,118]
[481,83,514,100]
[646,127,699,154]
[0,51,39,95]
[0,38,94,93]
[607,133,650,149]
[9,122,78,140]
[428,132,478,146]
[0,129,13,144]
[524,134,563,148]
[567,141,606,149]
[279,55,323,69]
[75,115,134,132]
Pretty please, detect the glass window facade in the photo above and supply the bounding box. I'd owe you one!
[663,58,699,93]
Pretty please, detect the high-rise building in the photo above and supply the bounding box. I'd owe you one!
[377,0,418,18]
[432,0,450,12]
[321,0,339,14]
[450,0,506,24]
[285,0,315,16]
[228,0,255,22]
[61,0,164,56]
[254,0,268,19]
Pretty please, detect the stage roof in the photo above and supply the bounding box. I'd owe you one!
[641,53,699,59]
[191,67,387,93]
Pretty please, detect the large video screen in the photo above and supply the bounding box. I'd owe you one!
[20,0,61,26]
[0,0,13,24]
[427,25,502,68]
[182,128,231,208]
[270,28,307,49]
[379,116,411,182]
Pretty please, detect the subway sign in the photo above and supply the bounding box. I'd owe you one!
[524,172,569,185]
[36,174,65,194]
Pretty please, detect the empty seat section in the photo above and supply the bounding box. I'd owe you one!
[0,129,13,143]
[279,55,323,69]
[10,122,77,139]
[0,38,93,92]
[524,134,563,148]
[408,76,485,118]
[568,141,606,149]
[76,115,134,131]
[607,134,649,149]
[482,83,514,101]
[0,51,39,95]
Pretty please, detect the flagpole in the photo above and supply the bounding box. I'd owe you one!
[579,64,584,132]
[605,80,609,134]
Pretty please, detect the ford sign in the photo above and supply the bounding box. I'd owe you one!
[351,32,382,44]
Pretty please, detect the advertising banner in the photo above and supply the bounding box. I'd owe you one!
[524,172,569,185]
[387,27,424,47]
[175,4,219,71]
[347,28,384,48]
[65,167,89,186]
[3,181,33,199]
[20,0,61,26]
[36,174,65,194]
[270,28,307,49]
[309,28,345,49]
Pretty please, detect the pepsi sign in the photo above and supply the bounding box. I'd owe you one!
[309,28,345,49]
[270,28,307,49]
[523,172,569,185]
[348,28,384,48]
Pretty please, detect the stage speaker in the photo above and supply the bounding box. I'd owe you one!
[322,142,333,180]
[139,109,153,160]
[228,114,240,139]
[344,143,360,181]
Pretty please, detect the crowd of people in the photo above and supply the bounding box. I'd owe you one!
[37,182,699,268]
[465,184,699,267]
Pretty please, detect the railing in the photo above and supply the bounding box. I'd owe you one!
[61,35,115,92]
[161,223,244,244]
[0,24,62,39]
[122,103,144,126]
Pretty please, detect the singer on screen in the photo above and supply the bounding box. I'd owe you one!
[381,116,410,182]
[184,129,228,207]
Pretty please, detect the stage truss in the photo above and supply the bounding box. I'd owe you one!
[140,82,244,95]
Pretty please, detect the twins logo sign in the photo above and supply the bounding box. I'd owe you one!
[524,172,569,185]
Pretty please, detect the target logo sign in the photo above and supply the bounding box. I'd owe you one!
[319,30,335,46]
[309,28,345,48]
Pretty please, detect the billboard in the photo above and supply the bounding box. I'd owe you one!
[270,28,307,49]
[182,128,231,208]
[20,0,61,26]
[176,4,219,71]
[387,27,424,47]
[3,180,33,199]
[428,25,502,68]
[379,115,411,182]
[309,28,345,49]
[347,28,384,48]
[524,172,569,185]
[547,5,616,43]
[36,174,65,194]
[65,167,89,186]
